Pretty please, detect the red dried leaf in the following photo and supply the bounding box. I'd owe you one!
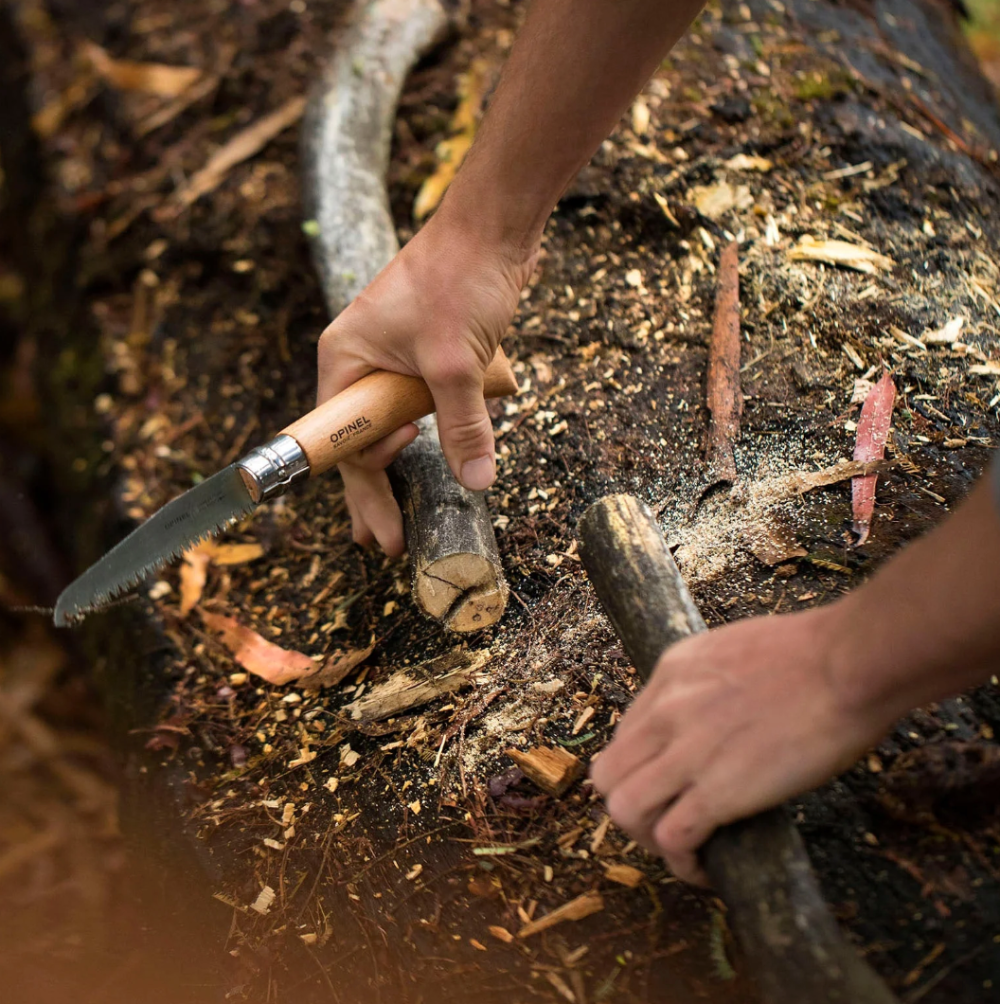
[705,241,742,483]
[851,371,896,544]
[201,611,316,685]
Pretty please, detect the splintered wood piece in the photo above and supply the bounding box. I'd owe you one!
[505,744,584,796]
[391,417,509,632]
[344,649,490,722]
[578,494,900,1004]
[705,241,742,484]
[516,891,604,939]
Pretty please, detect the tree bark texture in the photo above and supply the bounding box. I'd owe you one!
[301,0,508,631]
[579,493,899,1004]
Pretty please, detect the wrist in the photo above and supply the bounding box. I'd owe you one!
[821,593,917,732]
[433,175,546,273]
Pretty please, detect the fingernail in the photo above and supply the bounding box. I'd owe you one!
[461,454,495,491]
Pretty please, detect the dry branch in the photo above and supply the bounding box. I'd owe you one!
[579,494,900,1004]
[343,649,489,722]
[301,0,508,632]
[705,241,742,483]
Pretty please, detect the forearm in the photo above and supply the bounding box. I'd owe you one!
[438,0,705,251]
[832,468,1000,720]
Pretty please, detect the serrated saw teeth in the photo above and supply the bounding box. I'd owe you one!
[53,466,257,627]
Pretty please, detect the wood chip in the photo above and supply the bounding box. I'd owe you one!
[724,153,773,172]
[787,236,894,274]
[590,814,611,853]
[517,891,604,938]
[506,745,584,796]
[970,361,1000,376]
[545,972,576,1003]
[572,705,595,735]
[489,925,514,943]
[688,181,753,219]
[923,316,964,345]
[250,885,276,915]
[603,863,644,887]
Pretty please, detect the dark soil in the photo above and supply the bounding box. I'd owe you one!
[4,0,1000,1002]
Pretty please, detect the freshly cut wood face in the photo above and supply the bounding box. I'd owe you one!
[414,551,509,632]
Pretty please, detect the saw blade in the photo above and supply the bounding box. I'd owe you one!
[54,465,255,626]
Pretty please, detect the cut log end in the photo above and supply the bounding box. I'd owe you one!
[414,551,509,632]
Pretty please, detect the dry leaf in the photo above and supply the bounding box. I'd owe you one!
[724,153,773,172]
[179,540,265,615]
[201,611,316,685]
[687,181,753,219]
[787,237,894,274]
[82,41,201,97]
[299,641,375,691]
[414,60,488,221]
[852,372,896,545]
[517,891,604,938]
[171,95,307,210]
[923,317,964,345]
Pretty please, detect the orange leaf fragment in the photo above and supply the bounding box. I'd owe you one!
[852,372,896,545]
[201,611,316,685]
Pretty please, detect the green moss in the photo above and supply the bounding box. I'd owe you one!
[794,67,855,102]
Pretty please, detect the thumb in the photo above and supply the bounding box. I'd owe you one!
[425,363,496,492]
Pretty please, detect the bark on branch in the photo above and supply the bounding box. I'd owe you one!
[578,493,900,1004]
[301,0,508,632]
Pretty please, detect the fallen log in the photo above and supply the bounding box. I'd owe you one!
[579,493,899,1004]
[302,0,509,632]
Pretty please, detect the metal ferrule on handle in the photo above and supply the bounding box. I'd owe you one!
[236,434,310,504]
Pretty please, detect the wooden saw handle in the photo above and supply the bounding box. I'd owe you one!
[281,347,517,476]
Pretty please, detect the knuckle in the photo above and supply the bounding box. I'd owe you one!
[441,413,492,453]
